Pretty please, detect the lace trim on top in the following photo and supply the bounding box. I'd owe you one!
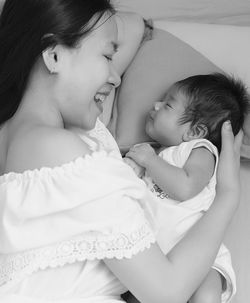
[0,222,155,287]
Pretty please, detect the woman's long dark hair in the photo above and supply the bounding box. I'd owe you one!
[0,0,115,125]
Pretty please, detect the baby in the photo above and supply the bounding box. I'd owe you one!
[125,73,249,303]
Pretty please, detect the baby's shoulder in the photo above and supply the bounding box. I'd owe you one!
[5,125,91,174]
[186,146,216,178]
[190,146,216,162]
[181,139,217,168]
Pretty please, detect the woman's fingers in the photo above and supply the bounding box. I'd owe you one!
[221,121,243,155]
[220,121,234,153]
[216,121,241,202]
[234,129,244,155]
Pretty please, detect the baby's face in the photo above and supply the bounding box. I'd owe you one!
[145,85,191,146]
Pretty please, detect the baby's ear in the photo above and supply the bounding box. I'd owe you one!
[183,123,208,141]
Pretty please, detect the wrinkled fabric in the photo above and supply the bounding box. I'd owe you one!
[0,119,156,302]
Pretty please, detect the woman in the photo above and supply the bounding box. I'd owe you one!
[0,0,242,302]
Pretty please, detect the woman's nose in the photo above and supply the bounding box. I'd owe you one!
[108,65,121,88]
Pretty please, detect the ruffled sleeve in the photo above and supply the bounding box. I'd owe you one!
[159,138,218,168]
[0,151,156,286]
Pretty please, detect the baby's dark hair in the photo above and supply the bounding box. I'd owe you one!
[176,73,250,151]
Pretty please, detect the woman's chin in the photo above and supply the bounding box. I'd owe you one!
[81,118,98,131]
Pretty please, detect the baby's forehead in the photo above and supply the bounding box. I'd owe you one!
[164,84,187,100]
[165,84,177,94]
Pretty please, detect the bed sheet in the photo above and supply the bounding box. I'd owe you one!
[115,0,250,26]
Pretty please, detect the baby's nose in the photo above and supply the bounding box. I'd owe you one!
[154,102,162,111]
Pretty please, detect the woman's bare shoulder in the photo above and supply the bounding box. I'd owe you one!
[5,125,91,174]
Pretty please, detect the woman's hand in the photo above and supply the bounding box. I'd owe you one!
[216,121,243,204]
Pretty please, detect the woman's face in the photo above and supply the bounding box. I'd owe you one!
[56,14,120,130]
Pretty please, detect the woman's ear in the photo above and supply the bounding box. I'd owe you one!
[183,123,208,141]
[42,46,59,74]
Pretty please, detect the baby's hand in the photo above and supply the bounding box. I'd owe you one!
[123,157,145,178]
[126,143,156,167]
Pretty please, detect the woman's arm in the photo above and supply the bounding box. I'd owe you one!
[113,12,145,76]
[105,122,242,303]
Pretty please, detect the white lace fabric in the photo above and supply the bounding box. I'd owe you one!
[0,222,154,287]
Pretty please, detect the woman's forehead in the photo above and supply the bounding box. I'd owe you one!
[94,14,117,38]
[75,16,116,53]
[82,14,117,50]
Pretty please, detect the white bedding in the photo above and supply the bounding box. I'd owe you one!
[115,0,250,26]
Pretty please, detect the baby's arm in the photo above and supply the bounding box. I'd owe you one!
[126,143,215,201]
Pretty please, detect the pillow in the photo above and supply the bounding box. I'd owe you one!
[109,21,250,156]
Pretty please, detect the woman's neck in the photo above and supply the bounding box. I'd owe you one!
[13,61,64,130]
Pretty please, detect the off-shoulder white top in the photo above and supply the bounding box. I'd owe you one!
[0,119,156,303]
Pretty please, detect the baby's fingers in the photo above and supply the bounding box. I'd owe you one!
[125,151,134,159]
